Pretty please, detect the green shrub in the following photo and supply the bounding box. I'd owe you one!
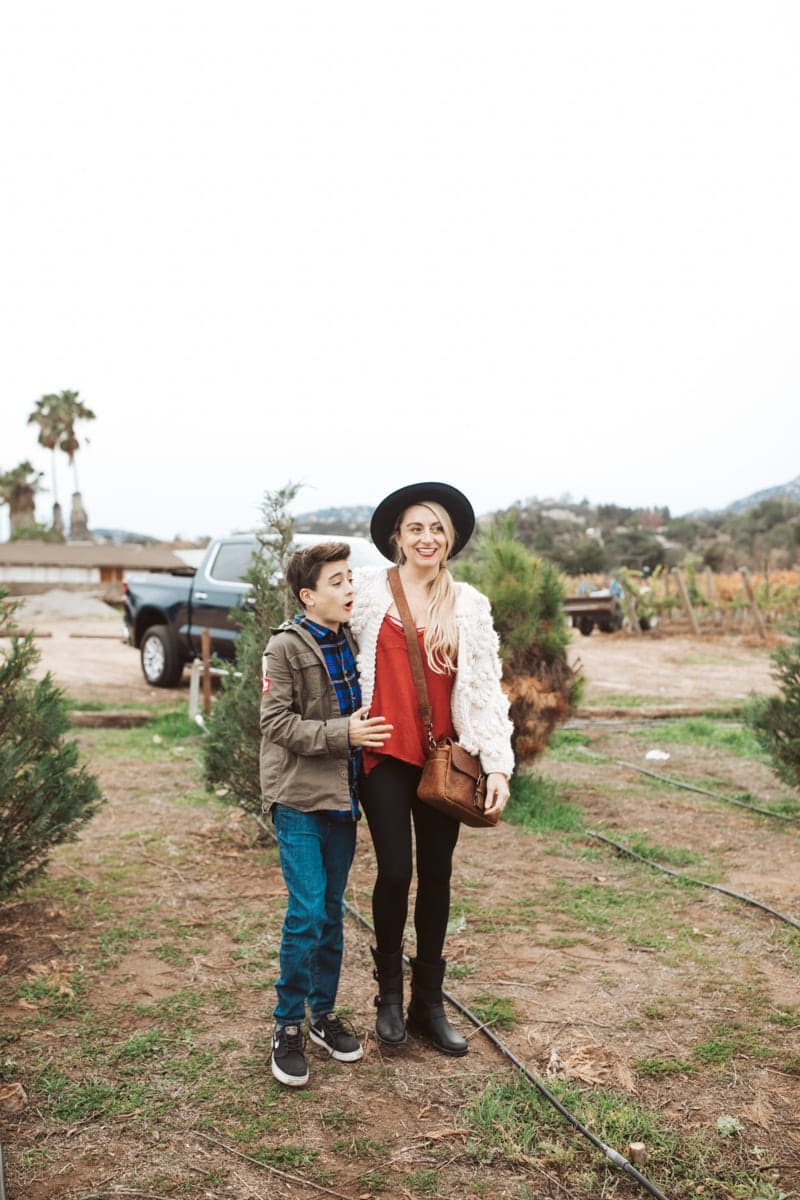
[745,625,800,789]
[0,591,103,899]
[456,514,581,762]
[202,484,299,814]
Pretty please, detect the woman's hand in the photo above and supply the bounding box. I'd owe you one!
[483,772,510,818]
[349,706,393,749]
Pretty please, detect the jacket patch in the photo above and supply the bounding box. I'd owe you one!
[262,676,271,694]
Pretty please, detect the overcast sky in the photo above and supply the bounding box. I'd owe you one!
[1,2,798,542]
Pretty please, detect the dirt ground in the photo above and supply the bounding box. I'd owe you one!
[2,592,799,1199]
[13,588,780,708]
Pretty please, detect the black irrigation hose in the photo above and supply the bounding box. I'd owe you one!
[256,814,673,1200]
[588,830,800,932]
[576,746,799,824]
[616,759,799,823]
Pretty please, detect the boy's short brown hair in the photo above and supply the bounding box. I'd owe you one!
[286,542,352,606]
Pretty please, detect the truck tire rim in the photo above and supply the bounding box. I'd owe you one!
[143,637,165,680]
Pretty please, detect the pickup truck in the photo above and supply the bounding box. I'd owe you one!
[562,590,624,636]
[123,532,384,686]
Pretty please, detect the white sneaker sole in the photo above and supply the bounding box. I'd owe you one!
[308,1028,364,1062]
[271,1055,309,1087]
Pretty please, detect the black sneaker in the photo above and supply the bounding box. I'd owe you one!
[309,1013,363,1062]
[271,1024,309,1087]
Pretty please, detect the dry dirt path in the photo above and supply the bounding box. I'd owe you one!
[10,587,780,708]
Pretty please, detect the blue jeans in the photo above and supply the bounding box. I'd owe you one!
[273,805,357,1027]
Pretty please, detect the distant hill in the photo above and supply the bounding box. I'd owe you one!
[294,505,372,535]
[291,478,800,574]
[724,474,800,515]
[91,527,162,545]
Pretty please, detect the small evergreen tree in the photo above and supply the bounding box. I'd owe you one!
[745,625,800,789]
[456,514,582,763]
[0,590,103,900]
[202,483,300,813]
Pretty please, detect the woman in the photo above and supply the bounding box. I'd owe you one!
[350,482,514,1056]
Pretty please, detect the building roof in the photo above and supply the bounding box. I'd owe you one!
[0,540,188,570]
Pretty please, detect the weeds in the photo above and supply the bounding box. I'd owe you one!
[505,771,585,833]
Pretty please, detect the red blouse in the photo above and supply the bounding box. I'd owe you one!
[363,614,456,775]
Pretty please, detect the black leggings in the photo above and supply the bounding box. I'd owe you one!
[360,757,460,964]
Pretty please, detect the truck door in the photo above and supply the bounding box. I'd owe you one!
[188,539,257,659]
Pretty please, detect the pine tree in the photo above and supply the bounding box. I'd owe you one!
[0,590,103,900]
[202,484,300,814]
[745,625,800,789]
[456,514,582,762]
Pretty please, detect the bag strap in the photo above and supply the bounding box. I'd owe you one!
[387,566,435,750]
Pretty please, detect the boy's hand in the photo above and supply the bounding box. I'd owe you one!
[349,706,393,749]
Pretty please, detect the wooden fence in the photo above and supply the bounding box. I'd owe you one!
[567,568,800,640]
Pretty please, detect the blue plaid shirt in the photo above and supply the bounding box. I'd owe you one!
[295,615,361,820]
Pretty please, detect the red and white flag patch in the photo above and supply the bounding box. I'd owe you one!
[262,676,271,695]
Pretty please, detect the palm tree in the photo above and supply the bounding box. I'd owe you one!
[28,390,96,539]
[28,392,67,534]
[52,390,96,494]
[0,461,43,539]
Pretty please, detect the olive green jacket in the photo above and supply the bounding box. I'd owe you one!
[259,621,357,815]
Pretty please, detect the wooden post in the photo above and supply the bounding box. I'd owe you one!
[201,628,212,714]
[740,567,767,639]
[624,588,642,636]
[672,568,701,635]
[705,567,716,602]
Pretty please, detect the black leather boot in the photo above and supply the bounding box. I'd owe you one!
[407,958,468,1057]
[371,946,407,1046]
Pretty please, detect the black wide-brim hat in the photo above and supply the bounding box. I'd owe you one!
[370,482,476,562]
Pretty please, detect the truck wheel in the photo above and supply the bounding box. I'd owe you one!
[578,617,594,636]
[140,625,183,687]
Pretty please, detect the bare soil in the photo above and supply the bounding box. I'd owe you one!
[2,602,799,1199]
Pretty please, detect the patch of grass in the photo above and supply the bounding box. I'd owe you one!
[154,942,190,966]
[36,1067,157,1121]
[113,1028,172,1061]
[585,693,665,708]
[402,1168,440,1194]
[642,998,680,1020]
[759,794,800,817]
[463,1075,757,1195]
[448,962,476,979]
[321,1104,352,1130]
[95,918,151,965]
[631,716,766,760]
[505,771,585,833]
[254,1144,318,1170]
[332,1135,384,1158]
[545,728,591,760]
[134,987,205,1028]
[635,1055,693,1076]
[468,994,519,1032]
[623,836,705,869]
[174,787,217,808]
[552,874,695,953]
[771,1006,800,1029]
[82,708,203,760]
[691,1023,753,1066]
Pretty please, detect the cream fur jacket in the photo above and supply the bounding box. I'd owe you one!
[350,567,515,778]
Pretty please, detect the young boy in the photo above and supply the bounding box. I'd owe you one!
[260,541,392,1087]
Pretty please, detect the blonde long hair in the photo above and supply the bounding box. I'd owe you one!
[391,500,459,674]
